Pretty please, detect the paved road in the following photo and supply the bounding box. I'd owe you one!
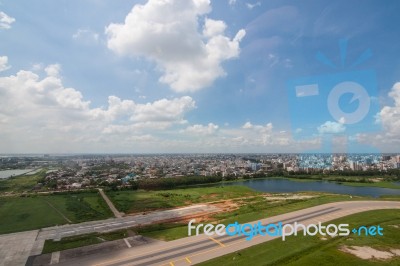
[0,204,219,266]
[51,200,400,266]
[37,204,220,242]
[0,230,38,266]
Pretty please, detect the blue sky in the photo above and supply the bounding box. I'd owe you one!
[0,0,400,153]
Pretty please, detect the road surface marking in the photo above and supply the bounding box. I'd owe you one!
[169,262,175,266]
[123,238,131,248]
[185,257,192,264]
[209,236,225,247]
[94,237,206,266]
[50,251,60,265]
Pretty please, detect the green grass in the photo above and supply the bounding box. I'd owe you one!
[199,209,400,266]
[0,169,46,192]
[42,230,130,253]
[0,196,67,234]
[0,192,113,234]
[107,185,258,214]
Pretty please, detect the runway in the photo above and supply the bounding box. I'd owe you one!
[49,200,400,266]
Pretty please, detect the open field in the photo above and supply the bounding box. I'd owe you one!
[106,185,259,214]
[0,169,46,192]
[0,192,113,234]
[199,209,400,266]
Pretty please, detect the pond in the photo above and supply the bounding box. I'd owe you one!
[0,169,36,179]
[222,178,400,197]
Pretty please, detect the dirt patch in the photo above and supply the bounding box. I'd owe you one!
[390,249,400,256]
[201,193,219,200]
[339,246,399,260]
[156,200,239,225]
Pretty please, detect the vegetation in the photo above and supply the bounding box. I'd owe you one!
[0,192,113,234]
[199,209,400,266]
[0,169,46,192]
[107,185,257,213]
[42,230,129,253]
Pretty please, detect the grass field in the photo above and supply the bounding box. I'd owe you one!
[0,192,113,234]
[0,169,46,192]
[106,185,259,214]
[199,209,400,266]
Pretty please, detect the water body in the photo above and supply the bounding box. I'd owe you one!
[0,169,35,179]
[223,178,400,197]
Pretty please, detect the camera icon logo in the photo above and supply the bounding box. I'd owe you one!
[287,39,381,163]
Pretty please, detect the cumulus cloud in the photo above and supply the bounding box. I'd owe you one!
[0,56,11,72]
[0,11,15,29]
[184,123,219,135]
[105,0,245,92]
[377,82,400,139]
[0,63,196,152]
[317,121,346,134]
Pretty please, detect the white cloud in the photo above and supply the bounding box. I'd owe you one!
[228,0,237,5]
[184,123,219,135]
[0,11,15,29]
[105,0,245,92]
[203,18,226,37]
[317,121,346,134]
[44,64,61,77]
[0,64,196,152]
[242,121,273,132]
[72,28,99,45]
[0,56,10,72]
[377,82,400,139]
[246,2,261,10]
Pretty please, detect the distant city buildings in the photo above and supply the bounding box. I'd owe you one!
[0,153,399,191]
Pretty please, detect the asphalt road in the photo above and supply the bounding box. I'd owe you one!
[51,200,400,266]
[36,204,220,242]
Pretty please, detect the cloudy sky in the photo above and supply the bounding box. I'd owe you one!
[0,0,400,154]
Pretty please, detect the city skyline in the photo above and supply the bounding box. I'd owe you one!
[1,0,400,153]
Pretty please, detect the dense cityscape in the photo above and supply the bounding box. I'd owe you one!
[1,153,400,191]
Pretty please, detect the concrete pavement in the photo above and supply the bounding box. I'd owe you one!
[46,200,400,266]
[0,203,220,266]
[0,230,38,266]
[36,204,220,242]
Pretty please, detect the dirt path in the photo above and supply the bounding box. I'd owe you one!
[98,188,123,218]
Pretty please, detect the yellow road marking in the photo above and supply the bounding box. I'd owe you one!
[185,257,192,264]
[169,262,175,266]
[103,205,400,266]
[94,237,203,266]
[209,236,225,247]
